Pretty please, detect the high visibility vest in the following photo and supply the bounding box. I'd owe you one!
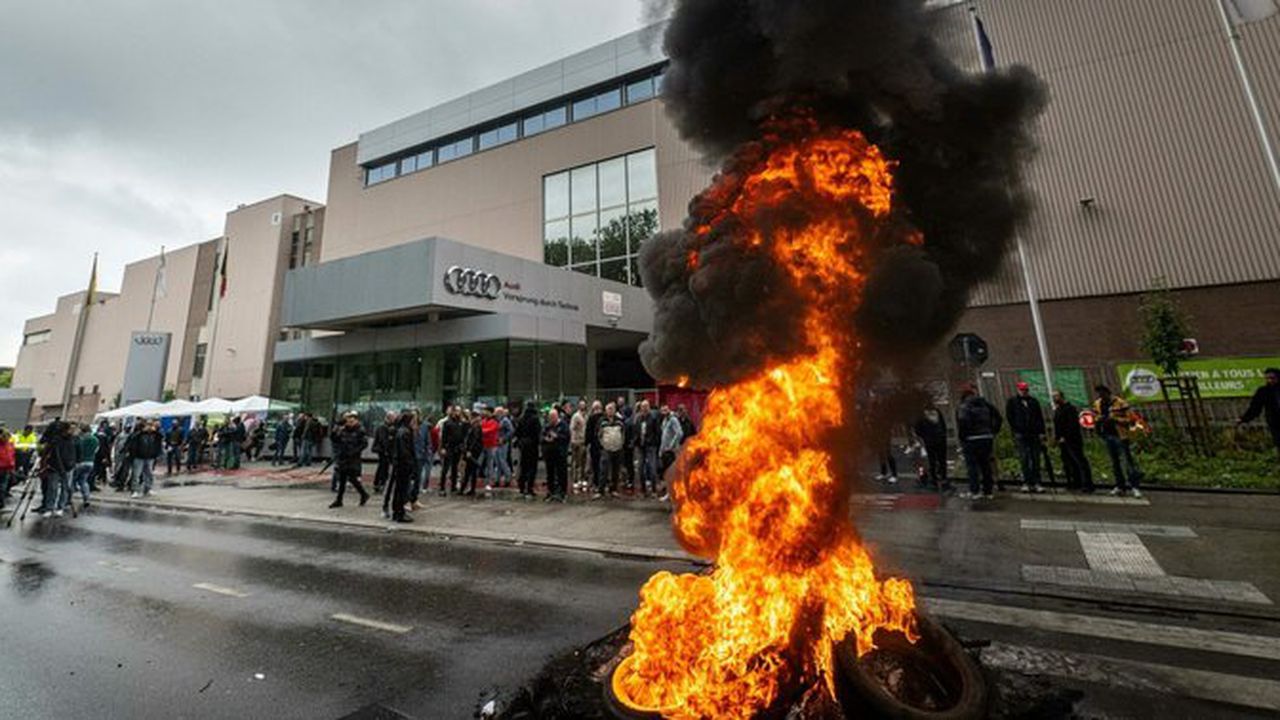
[14,432,38,451]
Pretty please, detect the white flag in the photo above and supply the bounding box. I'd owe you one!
[1228,0,1279,24]
[155,246,168,299]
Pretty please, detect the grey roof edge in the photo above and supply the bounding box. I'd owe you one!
[356,20,669,165]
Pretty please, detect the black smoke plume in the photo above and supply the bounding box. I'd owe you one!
[638,0,1047,388]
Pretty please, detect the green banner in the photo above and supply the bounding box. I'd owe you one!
[1016,368,1089,407]
[1115,357,1280,402]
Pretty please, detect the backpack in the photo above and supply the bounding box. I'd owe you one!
[600,423,624,452]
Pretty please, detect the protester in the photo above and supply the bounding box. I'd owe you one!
[659,404,683,497]
[272,415,293,466]
[494,406,514,489]
[1093,385,1143,498]
[1051,391,1094,492]
[596,403,626,498]
[440,405,467,495]
[634,400,662,498]
[480,408,501,492]
[294,413,313,467]
[328,412,371,508]
[542,408,569,501]
[621,406,637,491]
[186,419,208,471]
[585,400,604,495]
[459,413,484,497]
[247,420,265,461]
[1005,381,1047,493]
[912,404,949,490]
[127,420,163,498]
[373,411,396,493]
[956,384,1002,500]
[164,422,185,476]
[224,417,246,470]
[569,401,588,493]
[388,410,417,521]
[676,405,697,443]
[112,423,135,490]
[515,403,542,499]
[1238,367,1280,461]
[409,412,430,511]
[0,428,15,511]
[876,442,899,484]
[69,423,97,510]
[92,420,115,489]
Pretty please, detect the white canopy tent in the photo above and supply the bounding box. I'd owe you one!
[97,400,168,419]
[230,395,299,414]
[95,396,297,420]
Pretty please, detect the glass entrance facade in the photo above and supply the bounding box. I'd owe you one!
[271,340,586,421]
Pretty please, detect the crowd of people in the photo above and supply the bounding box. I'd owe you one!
[306,397,697,523]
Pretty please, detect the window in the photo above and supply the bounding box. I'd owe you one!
[289,215,301,269]
[23,329,51,346]
[436,136,474,163]
[478,122,518,150]
[401,149,433,175]
[302,212,316,266]
[571,87,623,121]
[193,343,208,378]
[626,77,655,104]
[524,105,568,136]
[364,161,397,185]
[542,147,659,286]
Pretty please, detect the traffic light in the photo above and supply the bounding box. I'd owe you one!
[948,333,989,367]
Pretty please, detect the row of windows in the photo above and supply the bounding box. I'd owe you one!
[23,329,51,346]
[364,66,666,187]
[543,148,658,287]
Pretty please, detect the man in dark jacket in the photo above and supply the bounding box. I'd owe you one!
[164,423,185,476]
[92,420,115,489]
[956,385,1003,500]
[292,413,311,466]
[912,405,949,490]
[634,401,663,497]
[386,411,417,522]
[1005,382,1047,493]
[439,406,468,495]
[542,408,570,502]
[372,411,396,493]
[1052,391,1094,492]
[328,412,370,508]
[127,420,164,498]
[186,420,208,471]
[584,401,603,494]
[515,403,542,498]
[272,416,292,466]
[36,419,77,516]
[1238,367,1280,462]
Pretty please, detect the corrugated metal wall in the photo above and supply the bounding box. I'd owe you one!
[932,0,1280,306]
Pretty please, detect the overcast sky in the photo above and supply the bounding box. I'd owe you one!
[0,0,653,366]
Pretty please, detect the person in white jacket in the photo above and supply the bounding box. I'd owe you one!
[658,405,684,500]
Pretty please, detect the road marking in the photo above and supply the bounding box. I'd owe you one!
[1020,565,1273,604]
[1021,519,1196,537]
[331,613,413,634]
[1077,531,1165,576]
[923,597,1280,661]
[1009,491,1149,506]
[981,641,1280,712]
[97,560,139,573]
[193,582,249,598]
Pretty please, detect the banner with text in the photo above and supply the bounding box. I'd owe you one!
[1115,357,1280,402]
[1016,367,1090,407]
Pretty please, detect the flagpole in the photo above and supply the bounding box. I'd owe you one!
[60,253,98,418]
[147,245,165,332]
[970,5,1056,399]
[1215,0,1280,199]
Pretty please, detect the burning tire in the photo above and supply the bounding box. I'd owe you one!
[604,654,673,719]
[834,614,987,720]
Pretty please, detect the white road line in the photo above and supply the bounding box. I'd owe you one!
[981,641,1280,712]
[1020,564,1273,604]
[1077,531,1166,576]
[923,597,1280,661]
[331,613,413,634]
[1021,519,1196,537]
[192,582,249,598]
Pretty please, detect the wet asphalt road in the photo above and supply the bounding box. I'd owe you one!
[0,504,695,719]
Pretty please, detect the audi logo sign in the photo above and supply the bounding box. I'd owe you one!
[134,335,167,346]
[443,265,502,299]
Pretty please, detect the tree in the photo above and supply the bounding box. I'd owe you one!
[1139,277,1192,376]
[0,367,11,388]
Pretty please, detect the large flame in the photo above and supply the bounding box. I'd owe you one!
[618,119,919,717]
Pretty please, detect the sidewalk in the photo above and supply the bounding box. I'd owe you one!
[94,462,692,563]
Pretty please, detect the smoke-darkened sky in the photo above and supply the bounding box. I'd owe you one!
[0,0,649,366]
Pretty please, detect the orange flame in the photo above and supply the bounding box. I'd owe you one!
[618,121,918,717]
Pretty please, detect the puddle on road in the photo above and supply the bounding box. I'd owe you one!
[10,559,55,598]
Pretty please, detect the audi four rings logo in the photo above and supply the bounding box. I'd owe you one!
[443,266,502,299]
[134,336,166,346]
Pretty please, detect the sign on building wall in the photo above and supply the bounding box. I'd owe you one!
[602,290,623,317]
[122,331,172,404]
[1016,368,1089,407]
[1115,357,1280,402]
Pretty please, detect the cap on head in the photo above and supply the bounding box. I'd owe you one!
[1016,381,1030,392]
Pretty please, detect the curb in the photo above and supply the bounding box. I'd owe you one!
[92,495,702,565]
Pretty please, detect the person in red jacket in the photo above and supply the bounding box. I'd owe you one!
[480,408,501,492]
[0,428,16,510]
